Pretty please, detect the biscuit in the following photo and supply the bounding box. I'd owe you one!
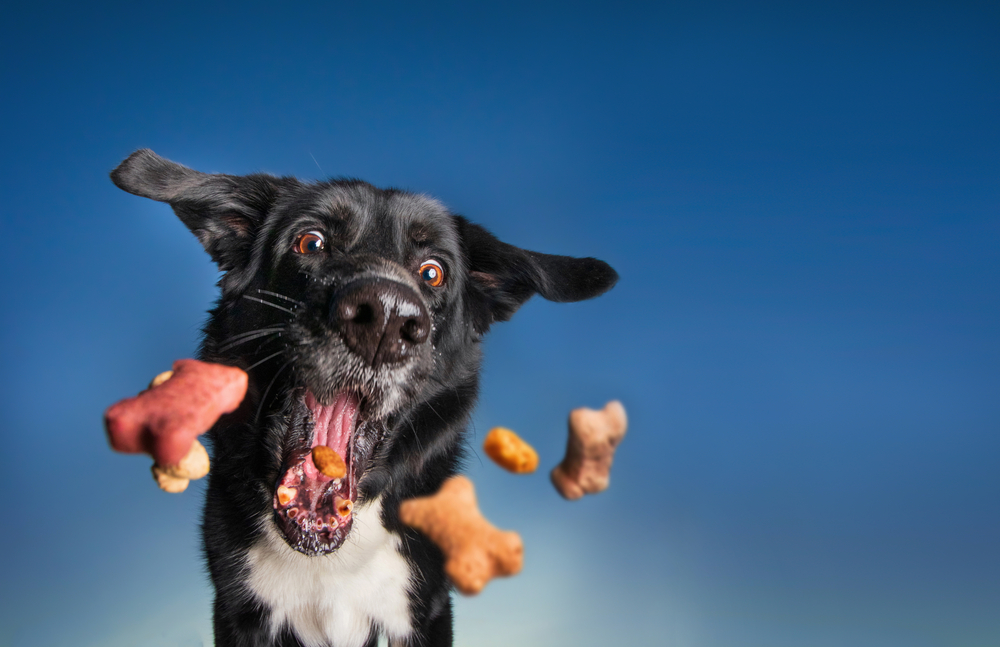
[399,476,523,595]
[550,400,627,500]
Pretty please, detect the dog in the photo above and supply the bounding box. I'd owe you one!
[111,149,617,647]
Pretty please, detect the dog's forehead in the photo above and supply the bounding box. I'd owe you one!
[307,183,458,255]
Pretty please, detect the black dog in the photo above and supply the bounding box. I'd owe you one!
[111,149,617,647]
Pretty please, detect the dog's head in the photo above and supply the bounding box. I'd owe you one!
[112,149,617,555]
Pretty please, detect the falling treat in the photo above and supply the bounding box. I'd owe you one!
[483,427,539,474]
[150,439,211,492]
[104,359,248,491]
[149,370,174,389]
[550,401,627,500]
[399,476,523,595]
[312,445,348,479]
[154,437,210,480]
[151,467,191,493]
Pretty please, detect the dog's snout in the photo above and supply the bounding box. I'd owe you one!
[332,279,430,367]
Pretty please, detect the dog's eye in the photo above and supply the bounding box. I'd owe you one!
[295,231,325,255]
[419,260,445,287]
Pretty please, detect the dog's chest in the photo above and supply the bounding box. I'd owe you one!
[246,497,413,647]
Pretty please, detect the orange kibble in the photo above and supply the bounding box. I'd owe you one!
[483,427,538,474]
[312,445,347,479]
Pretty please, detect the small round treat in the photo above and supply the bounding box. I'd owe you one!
[312,445,347,479]
[483,427,539,474]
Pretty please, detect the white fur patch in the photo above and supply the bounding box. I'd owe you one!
[246,497,413,647]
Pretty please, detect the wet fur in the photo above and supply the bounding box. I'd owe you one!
[111,149,617,646]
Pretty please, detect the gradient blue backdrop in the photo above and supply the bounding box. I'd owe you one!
[1,2,997,645]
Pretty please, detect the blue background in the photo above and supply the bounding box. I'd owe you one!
[1,2,997,645]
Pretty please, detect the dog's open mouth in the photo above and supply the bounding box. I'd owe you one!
[272,389,373,555]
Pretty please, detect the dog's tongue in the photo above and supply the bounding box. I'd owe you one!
[304,391,359,481]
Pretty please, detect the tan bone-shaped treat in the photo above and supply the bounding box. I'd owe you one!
[550,400,627,500]
[399,475,523,595]
[151,439,211,493]
[483,427,539,474]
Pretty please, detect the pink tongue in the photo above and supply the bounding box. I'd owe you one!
[303,391,359,481]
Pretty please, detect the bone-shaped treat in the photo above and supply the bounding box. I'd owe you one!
[151,438,211,493]
[399,475,523,595]
[104,359,248,491]
[550,400,627,500]
[483,426,539,474]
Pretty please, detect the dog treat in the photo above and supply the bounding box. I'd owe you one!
[149,370,174,389]
[399,475,523,595]
[104,359,248,490]
[483,427,539,474]
[149,438,212,492]
[311,445,347,479]
[150,469,190,493]
[550,400,628,500]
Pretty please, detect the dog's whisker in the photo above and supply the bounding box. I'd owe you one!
[423,400,448,427]
[248,338,283,359]
[246,350,285,372]
[242,294,298,316]
[255,360,293,425]
[220,325,287,343]
[218,328,286,353]
[405,416,424,456]
[466,419,484,468]
[257,289,305,307]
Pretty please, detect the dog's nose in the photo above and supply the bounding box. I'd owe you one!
[331,278,430,367]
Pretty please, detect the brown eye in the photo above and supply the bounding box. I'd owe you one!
[419,259,445,287]
[295,231,325,254]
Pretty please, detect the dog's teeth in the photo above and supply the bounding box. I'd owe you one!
[335,497,353,517]
[277,486,297,506]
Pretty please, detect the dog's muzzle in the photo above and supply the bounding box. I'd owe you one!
[272,278,432,554]
[331,278,430,368]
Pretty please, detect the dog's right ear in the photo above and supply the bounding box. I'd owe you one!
[454,216,618,335]
[111,149,285,273]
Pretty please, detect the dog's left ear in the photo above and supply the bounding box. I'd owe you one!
[111,149,287,275]
[454,216,618,334]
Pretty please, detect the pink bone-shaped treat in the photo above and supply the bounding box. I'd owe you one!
[104,359,248,467]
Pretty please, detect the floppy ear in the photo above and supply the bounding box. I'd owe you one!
[110,149,287,273]
[454,216,618,334]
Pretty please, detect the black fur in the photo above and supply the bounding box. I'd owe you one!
[111,149,617,647]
